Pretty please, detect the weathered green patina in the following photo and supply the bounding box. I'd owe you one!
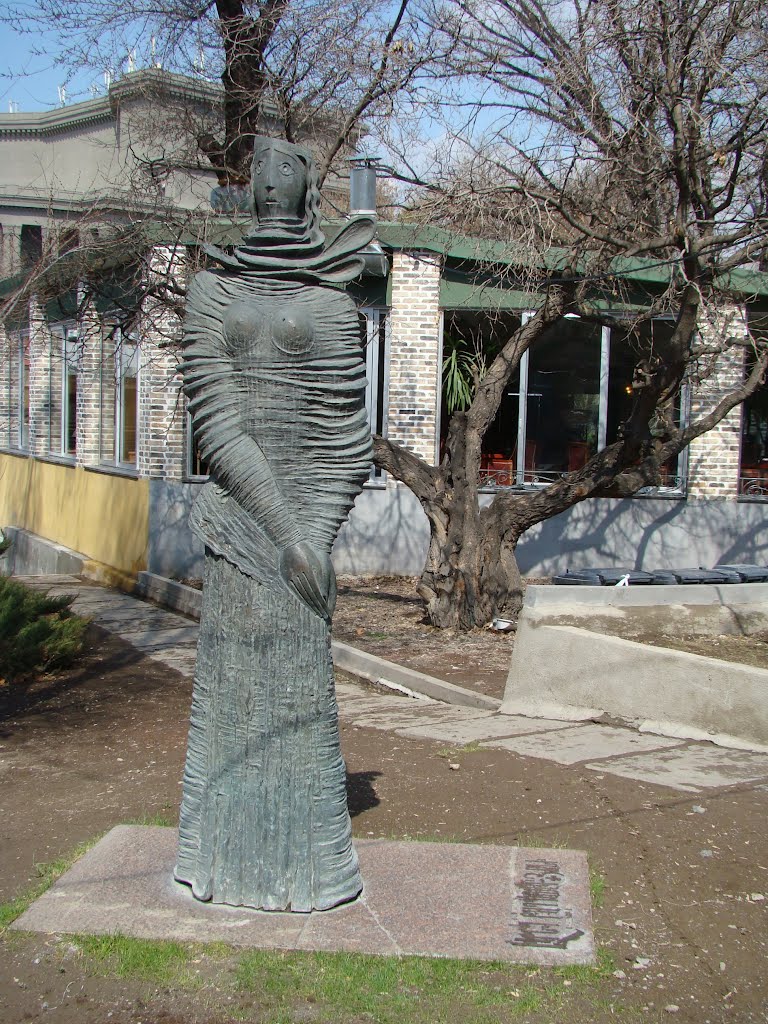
[175,137,374,911]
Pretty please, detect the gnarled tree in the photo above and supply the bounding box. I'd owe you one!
[374,0,768,628]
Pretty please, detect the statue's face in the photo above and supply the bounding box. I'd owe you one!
[252,141,308,224]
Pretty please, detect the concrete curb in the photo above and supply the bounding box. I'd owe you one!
[136,571,500,711]
[0,527,85,576]
[136,571,202,618]
[331,640,500,711]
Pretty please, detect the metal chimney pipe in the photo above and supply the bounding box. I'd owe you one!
[349,163,378,216]
[347,154,388,276]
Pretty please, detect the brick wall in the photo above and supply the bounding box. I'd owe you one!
[686,304,748,499]
[386,250,443,465]
[27,297,52,457]
[138,246,185,480]
[8,329,24,448]
[0,322,11,448]
[137,334,185,480]
[76,297,106,466]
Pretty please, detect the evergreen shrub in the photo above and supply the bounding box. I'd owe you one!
[0,576,87,684]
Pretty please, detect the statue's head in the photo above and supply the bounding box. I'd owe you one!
[250,137,313,227]
[224,134,330,264]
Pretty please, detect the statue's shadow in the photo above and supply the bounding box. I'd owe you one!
[346,771,381,816]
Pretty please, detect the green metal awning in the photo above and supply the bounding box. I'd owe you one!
[439,276,530,311]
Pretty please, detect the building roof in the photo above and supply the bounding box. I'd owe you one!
[3,215,768,321]
[0,68,279,139]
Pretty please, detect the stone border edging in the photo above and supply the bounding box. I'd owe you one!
[136,571,500,712]
[331,640,500,710]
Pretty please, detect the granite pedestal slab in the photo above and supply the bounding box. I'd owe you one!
[13,826,594,966]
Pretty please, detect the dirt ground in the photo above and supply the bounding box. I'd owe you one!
[332,575,768,697]
[181,573,516,700]
[1,592,768,1023]
[333,576,514,699]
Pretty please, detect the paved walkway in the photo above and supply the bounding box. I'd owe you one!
[23,574,768,795]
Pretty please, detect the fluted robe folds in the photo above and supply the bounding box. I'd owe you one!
[174,272,372,911]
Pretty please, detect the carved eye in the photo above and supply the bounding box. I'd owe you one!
[280,161,294,176]
[254,160,264,174]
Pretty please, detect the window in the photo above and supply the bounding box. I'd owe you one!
[607,319,687,490]
[361,306,389,480]
[62,329,78,457]
[43,326,78,457]
[59,228,79,255]
[117,337,139,465]
[441,313,688,491]
[100,328,138,468]
[20,224,43,267]
[186,410,207,478]
[16,331,30,448]
[739,311,768,497]
[524,317,602,479]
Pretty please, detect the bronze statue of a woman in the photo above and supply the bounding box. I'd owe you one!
[174,137,375,912]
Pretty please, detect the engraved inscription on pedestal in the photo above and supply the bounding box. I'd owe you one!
[509,852,590,953]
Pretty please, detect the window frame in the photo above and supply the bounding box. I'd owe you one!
[17,330,30,450]
[475,313,689,495]
[361,304,390,483]
[61,327,79,459]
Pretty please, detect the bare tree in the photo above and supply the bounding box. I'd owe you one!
[372,0,768,628]
[1,0,449,357]
[5,0,768,632]
[3,0,446,186]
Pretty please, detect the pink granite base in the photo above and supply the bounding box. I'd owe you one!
[12,826,594,965]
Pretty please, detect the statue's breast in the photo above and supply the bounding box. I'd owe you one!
[223,299,315,362]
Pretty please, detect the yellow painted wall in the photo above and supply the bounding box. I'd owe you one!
[0,453,149,575]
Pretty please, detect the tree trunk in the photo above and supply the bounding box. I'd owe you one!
[418,511,524,629]
[415,416,524,630]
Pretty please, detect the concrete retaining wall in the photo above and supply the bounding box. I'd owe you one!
[0,526,84,576]
[148,478,768,579]
[501,585,768,751]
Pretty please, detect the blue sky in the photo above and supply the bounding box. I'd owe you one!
[0,22,98,112]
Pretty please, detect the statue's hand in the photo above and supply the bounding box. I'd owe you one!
[279,541,335,621]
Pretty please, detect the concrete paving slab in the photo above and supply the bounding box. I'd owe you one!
[94,610,192,631]
[397,715,577,744]
[348,708,495,731]
[146,648,198,677]
[483,724,684,764]
[12,826,594,965]
[71,598,151,616]
[40,591,129,605]
[12,575,86,587]
[119,622,198,647]
[584,744,768,792]
[336,695,423,716]
[334,681,369,698]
